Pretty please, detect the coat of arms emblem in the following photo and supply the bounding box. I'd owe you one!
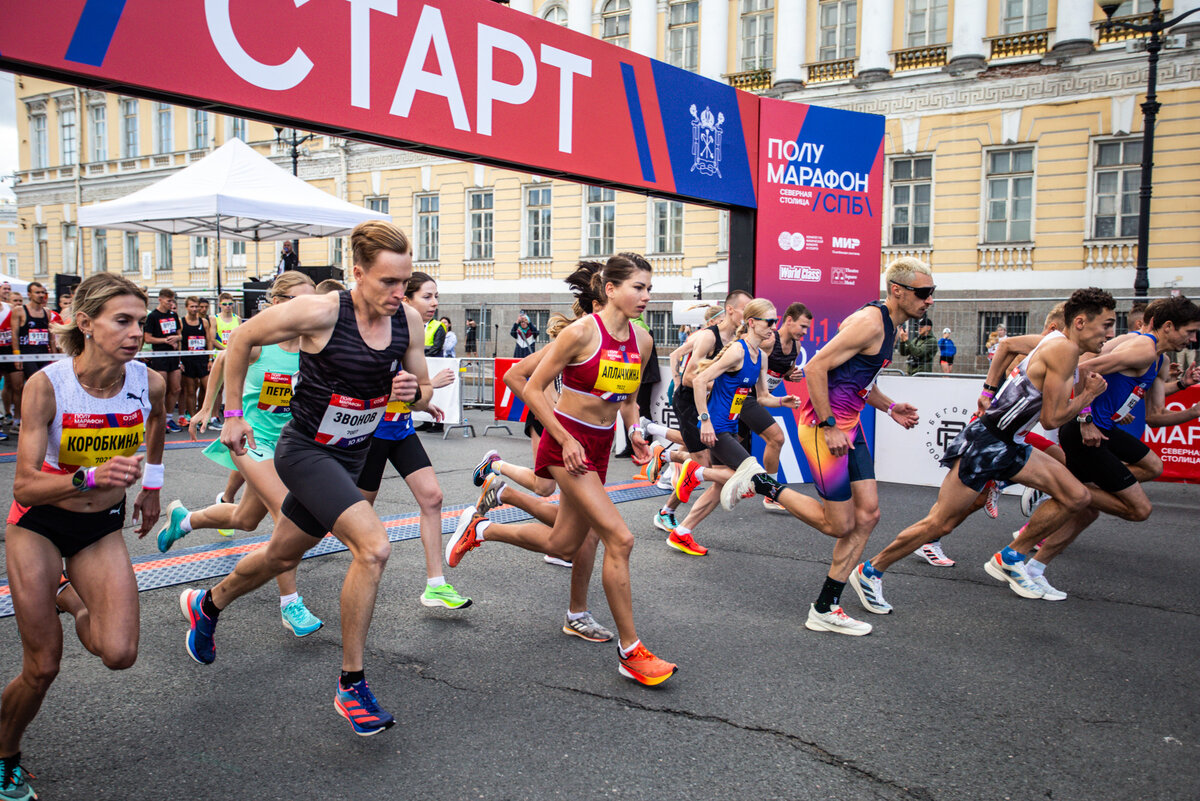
[689,104,724,177]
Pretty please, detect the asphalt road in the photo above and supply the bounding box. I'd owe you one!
[1,429,1197,801]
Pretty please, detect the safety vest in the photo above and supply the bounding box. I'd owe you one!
[424,318,444,348]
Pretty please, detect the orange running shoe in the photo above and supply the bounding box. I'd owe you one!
[445,506,486,568]
[666,529,708,556]
[618,641,677,686]
[645,443,668,484]
[673,459,703,503]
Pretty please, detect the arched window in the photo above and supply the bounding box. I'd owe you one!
[602,0,630,49]
[541,3,568,25]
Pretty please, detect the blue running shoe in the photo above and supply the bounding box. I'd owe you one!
[0,753,35,801]
[335,678,395,736]
[281,597,323,637]
[472,449,499,487]
[156,500,190,553]
[652,509,678,534]
[164,418,182,434]
[180,589,217,664]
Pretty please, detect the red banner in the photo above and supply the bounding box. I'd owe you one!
[1144,386,1200,482]
[753,97,885,349]
[493,358,528,423]
[0,0,757,207]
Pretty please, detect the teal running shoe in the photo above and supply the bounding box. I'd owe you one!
[156,500,190,553]
[0,754,35,801]
[281,596,324,637]
[421,583,472,609]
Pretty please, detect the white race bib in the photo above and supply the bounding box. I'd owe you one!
[314,393,387,447]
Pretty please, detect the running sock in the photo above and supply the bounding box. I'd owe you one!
[618,639,641,659]
[180,513,194,533]
[1026,559,1047,579]
[427,576,445,588]
[280,592,298,609]
[491,460,506,477]
[862,560,884,579]
[567,610,589,621]
[1000,546,1025,565]
[674,526,692,538]
[644,422,669,439]
[200,589,221,619]
[814,577,845,614]
[751,472,785,501]
[339,670,365,689]
[692,466,705,482]
[659,505,674,516]
[475,519,491,542]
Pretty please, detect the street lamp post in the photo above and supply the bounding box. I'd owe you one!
[273,126,315,266]
[1098,0,1200,299]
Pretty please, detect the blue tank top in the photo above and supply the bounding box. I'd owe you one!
[375,397,414,441]
[707,340,761,434]
[799,301,895,429]
[1093,332,1159,431]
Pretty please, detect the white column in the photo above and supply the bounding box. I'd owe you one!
[1048,0,1095,57]
[630,0,658,57]
[856,0,895,81]
[946,0,987,74]
[773,0,806,88]
[509,0,534,14]
[567,0,591,33]
[698,0,729,80]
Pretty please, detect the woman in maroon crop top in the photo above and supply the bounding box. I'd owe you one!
[446,253,678,686]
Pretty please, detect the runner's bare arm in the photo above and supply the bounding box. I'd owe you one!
[505,347,553,411]
[525,321,589,449]
[1146,369,1200,426]
[691,343,749,419]
[399,304,432,409]
[680,327,716,387]
[803,308,883,423]
[984,333,1044,389]
[1078,334,1156,376]
[620,326,655,460]
[865,388,919,428]
[1038,340,1105,429]
[133,369,167,536]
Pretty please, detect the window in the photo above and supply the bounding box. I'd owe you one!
[667,1,700,72]
[33,226,48,276]
[156,233,172,272]
[602,0,630,48]
[652,200,684,254]
[647,309,674,344]
[1092,140,1142,239]
[985,148,1034,243]
[366,196,389,215]
[525,310,552,345]
[62,224,78,273]
[889,156,932,246]
[154,103,173,153]
[819,0,857,61]
[1001,0,1048,34]
[739,0,775,71]
[60,107,78,164]
[586,186,615,257]
[120,99,139,157]
[6,231,14,245]
[90,103,107,162]
[468,190,494,261]
[979,312,1028,354]
[92,229,108,273]
[906,0,948,46]
[525,185,552,258]
[468,307,493,352]
[30,112,48,169]
[123,232,140,273]
[541,3,567,25]
[190,109,209,150]
[1114,311,1131,337]
[5,256,16,275]
[230,117,247,141]
[192,236,209,264]
[1113,0,1153,14]
[718,209,730,253]
[230,240,246,258]
[416,194,440,262]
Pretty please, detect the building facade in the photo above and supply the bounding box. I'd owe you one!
[0,201,17,278]
[10,0,1200,368]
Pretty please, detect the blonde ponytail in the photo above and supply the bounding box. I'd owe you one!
[696,298,773,372]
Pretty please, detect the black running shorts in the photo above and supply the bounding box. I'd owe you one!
[8,497,126,558]
[274,425,371,538]
[940,420,1031,493]
[1058,420,1147,494]
[672,386,706,454]
[737,395,777,437]
[356,433,433,492]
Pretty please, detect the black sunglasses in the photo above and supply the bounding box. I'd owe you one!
[891,281,936,300]
[751,317,778,327]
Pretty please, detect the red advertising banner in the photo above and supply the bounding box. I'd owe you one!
[753,97,885,350]
[493,358,528,423]
[1143,386,1200,482]
[0,0,757,208]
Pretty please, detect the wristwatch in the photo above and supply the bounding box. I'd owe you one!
[817,416,836,429]
[72,468,91,492]
[699,412,710,422]
[1076,413,1093,424]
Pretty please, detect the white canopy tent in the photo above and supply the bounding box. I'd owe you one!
[78,138,387,292]
[0,273,30,295]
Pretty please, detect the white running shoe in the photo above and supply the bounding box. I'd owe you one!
[720,457,765,511]
[804,604,872,636]
[543,555,573,568]
[983,553,1045,599]
[914,541,955,567]
[1021,486,1047,517]
[850,565,893,614]
[1031,574,1067,601]
[762,497,787,513]
[984,480,1001,519]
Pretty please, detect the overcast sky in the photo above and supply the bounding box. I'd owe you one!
[0,72,16,201]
